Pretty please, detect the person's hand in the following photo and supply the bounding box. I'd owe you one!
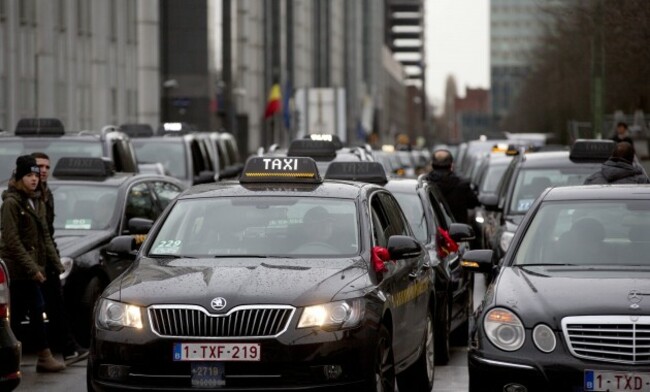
[34,271,46,283]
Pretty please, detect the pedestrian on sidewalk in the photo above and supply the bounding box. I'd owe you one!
[0,155,66,372]
[31,152,88,364]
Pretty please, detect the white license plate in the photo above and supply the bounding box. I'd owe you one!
[585,370,650,391]
[173,343,261,361]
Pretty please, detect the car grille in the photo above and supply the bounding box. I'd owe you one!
[562,316,650,364]
[149,305,295,339]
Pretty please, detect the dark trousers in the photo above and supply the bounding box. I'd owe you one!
[42,265,78,355]
[10,279,48,352]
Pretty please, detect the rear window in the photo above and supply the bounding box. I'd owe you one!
[133,140,187,179]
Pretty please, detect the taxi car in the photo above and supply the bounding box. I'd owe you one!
[0,259,20,391]
[88,157,437,392]
[481,140,612,262]
[47,157,185,345]
[461,185,650,391]
[0,118,139,182]
[324,162,475,365]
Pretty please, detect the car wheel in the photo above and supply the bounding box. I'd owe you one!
[365,324,395,392]
[397,310,435,391]
[435,297,451,365]
[79,276,104,347]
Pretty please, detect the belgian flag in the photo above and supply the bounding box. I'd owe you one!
[264,84,282,119]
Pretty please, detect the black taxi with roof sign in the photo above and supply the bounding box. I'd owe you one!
[26,157,186,346]
[88,157,437,392]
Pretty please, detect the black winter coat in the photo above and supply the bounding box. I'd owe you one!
[583,159,650,185]
[425,169,479,224]
[0,182,63,281]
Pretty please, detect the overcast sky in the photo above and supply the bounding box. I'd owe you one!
[425,0,490,113]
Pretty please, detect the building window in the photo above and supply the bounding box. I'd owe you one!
[19,0,29,25]
[0,0,5,22]
[109,0,117,42]
[126,0,137,44]
[58,0,66,32]
[77,0,91,36]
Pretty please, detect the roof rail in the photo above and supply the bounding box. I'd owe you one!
[100,125,120,137]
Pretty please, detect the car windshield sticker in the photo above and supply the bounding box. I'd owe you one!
[517,199,534,211]
[153,240,182,254]
[64,219,92,229]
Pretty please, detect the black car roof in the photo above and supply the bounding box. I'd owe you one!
[543,184,650,201]
[177,179,377,200]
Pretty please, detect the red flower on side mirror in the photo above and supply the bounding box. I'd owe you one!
[372,246,390,273]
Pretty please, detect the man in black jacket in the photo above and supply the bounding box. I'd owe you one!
[584,142,650,184]
[425,149,479,224]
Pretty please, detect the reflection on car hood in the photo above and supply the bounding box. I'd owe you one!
[493,266,650,328]
[109,257,369,310]
[54,230,114,257]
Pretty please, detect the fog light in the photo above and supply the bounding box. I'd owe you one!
[323,365,343,380]
[504,383,527,392]
[99,364,130,380]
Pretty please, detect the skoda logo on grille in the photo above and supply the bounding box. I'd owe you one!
[628,290,650,310]
[211,297,227,311]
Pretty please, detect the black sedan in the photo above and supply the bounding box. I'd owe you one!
[88,157,436,392]
[385,177,475,365]
[462,185,650,391]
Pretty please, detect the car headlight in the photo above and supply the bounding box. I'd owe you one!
[96,299,143,330]
[484,308,525,351]
[59,256,74,281]
[298,299,365,330]
[532,324,556,353]
[499,231,515,253]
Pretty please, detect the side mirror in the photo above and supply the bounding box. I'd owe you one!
[387,235,423,260]
[128,217,153,235]
[460,249,494,273]
[194,170,215,185]
[106,235,137,258]
[479,194,500,211]
[448,223,475,243]
[219,165,241,179]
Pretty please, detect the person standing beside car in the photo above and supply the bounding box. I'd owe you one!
[31,152,88,364]
[583,142,650,185]
[0,155,66,372]
[425,149,479,224]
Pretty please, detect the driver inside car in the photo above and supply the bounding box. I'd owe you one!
[291,206,338,254]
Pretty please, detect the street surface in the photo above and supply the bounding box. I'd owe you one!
[16,276,487,392]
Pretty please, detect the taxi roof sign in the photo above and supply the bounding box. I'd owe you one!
[305,133,343,149]
[120,123,154,138]
[287,140,337,161]
[324,162,388,185]
[52,157,115,179]
[240,157,322,183]
[570,139,615,162]
[15,118,65,136]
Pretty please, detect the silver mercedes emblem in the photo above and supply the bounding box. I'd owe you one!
[211,297,227,311]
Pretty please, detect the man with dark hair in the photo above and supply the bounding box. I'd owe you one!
[30,152,88,364]
[612,122,634,145]
[425,149,479,224]
[584,142,650,184]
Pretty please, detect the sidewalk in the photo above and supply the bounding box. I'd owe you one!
[15,352,87,391]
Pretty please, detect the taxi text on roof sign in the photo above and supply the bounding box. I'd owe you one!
[240,157,322,183]
[569,139,616,162]
[324,162,388,185]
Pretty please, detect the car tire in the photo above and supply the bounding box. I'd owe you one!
[79,276,104,346]
[365,324,395,392]
[397,310,435,391]
[435,297,451,365]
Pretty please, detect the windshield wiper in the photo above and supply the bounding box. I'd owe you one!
[517,263,578,267]
[213,255,270,258]
[148,254,195,259]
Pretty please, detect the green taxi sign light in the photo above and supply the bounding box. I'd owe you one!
[570,139,615,162]
[240,157,322,183]
[324,162,388,185]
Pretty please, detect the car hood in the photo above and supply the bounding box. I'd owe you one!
[54,229,114,257]
[107,257,370,311]
[491,266,650,328]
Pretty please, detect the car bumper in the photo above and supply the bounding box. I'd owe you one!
[0,320,21,391]
[89,324,377,391]
[469,350,650,392]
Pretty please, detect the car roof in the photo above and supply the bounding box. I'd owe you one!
[48,173,180,187]
[515,151,600,169]
[543,184,650,201]
[383,178,420,193]
[177,179,376,200]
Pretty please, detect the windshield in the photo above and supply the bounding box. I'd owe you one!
[392,192,427,243]
[149,197,359,258]
[480,162,509,194]
[514,200,650,266]
[0,140,103,182]
[509,167,596,214]
[51,185,119,230]
[133,140,187,179]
